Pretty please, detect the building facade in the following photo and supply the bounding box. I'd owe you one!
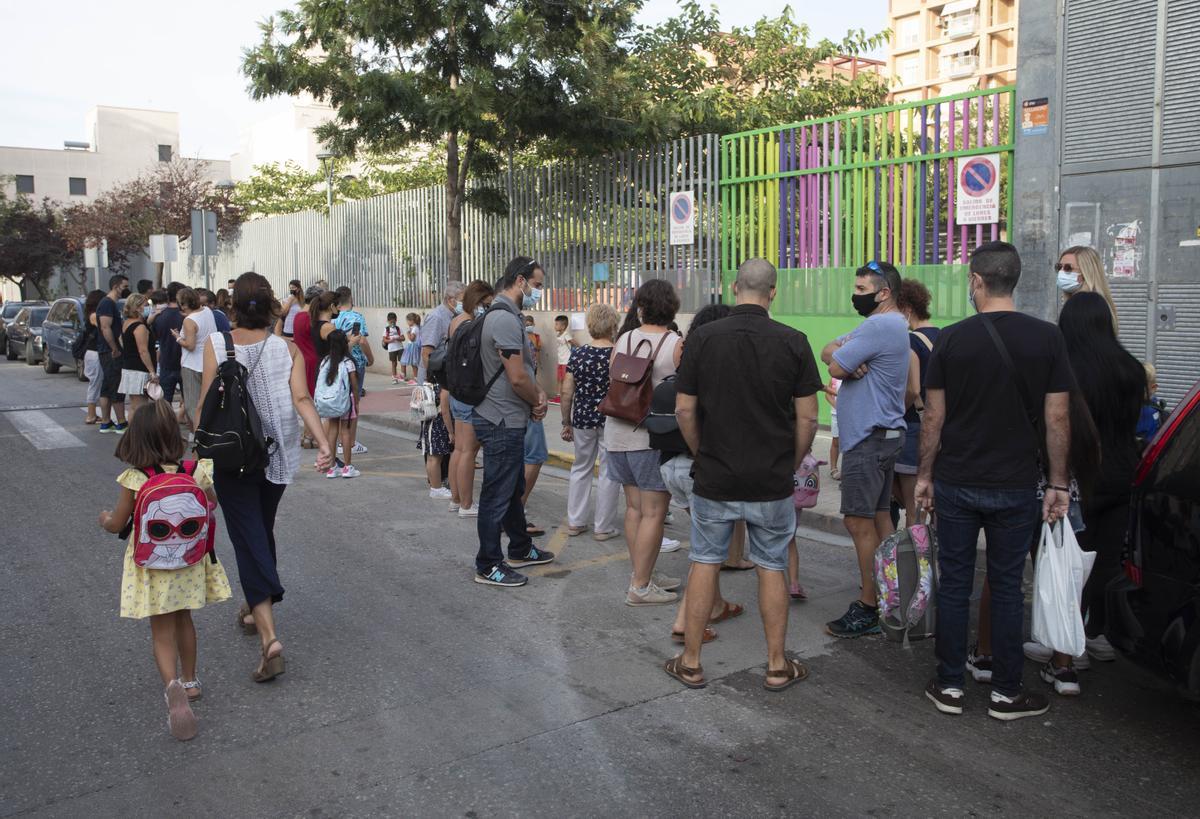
[1012,0,1200,407]
[229,94,339,181]
[887,0,1018,102]
[0,106,230,203]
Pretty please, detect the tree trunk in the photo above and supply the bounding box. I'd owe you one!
[446,131,463,282]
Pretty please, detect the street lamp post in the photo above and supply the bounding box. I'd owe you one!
[317,152,336,213]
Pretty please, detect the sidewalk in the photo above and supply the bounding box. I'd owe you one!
[357,377,847,536]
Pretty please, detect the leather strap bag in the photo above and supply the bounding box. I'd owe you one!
[598,331,672,425]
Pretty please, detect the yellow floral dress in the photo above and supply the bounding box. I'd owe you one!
[118,460,232,619]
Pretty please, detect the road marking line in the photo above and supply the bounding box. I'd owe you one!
[6,410,86,450]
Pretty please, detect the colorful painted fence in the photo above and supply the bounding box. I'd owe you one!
[720,87,1015,421]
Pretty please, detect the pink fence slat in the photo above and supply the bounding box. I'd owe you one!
[991,93,1000,241]
[947,102,956,264]
[960,97,969,262]
[976,95,985,247]
[822,121,830,268]
[833,120,841,267]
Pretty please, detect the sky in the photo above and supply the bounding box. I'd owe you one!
[0,0,888,161]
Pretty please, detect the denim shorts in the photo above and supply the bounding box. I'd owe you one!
[840,428,905,517]
[523,419,548,465]
[690,494,796,571]
[449,396,475,423]
[894,417,921,475]
[606,449,667,492]
[659,454,694,508]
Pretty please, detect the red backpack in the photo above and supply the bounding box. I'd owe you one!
[129,462,216,570]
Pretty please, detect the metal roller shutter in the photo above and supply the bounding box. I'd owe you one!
[1111,281,1150,360]
[1062,0,1157,164]
[1153,284,1200,407]
[1163,0,1200,156]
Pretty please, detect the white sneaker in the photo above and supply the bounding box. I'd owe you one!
[458,505,479,518]
[351,442,367,454]
[341,465,361,478]
[1073,651,1091,671]
[625,582,678,607]
[1023,641,1053,663]
[429,487,452,499]
[651,571,681,591]
[449,503,460,513]
[660,537,681,553]
[325,468,340,479]
[1085,634,1117,662]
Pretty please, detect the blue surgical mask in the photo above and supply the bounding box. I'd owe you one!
[142,305,153,319]
[522,286,542,310]
[968,280,979,313]
[474,305,486,318]
[454,301,464,315]
[1056,271,1082,294]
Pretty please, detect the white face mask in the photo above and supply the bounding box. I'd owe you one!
[1056,271,1082,294]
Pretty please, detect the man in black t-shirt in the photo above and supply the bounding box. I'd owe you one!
[915,241,1072,722]
[152,282,186,403]
[95,273,129,433]
[665,258,822,691]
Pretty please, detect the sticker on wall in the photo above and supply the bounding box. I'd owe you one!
[1108,219,1142,279]
[592,262,610,282]
[955,154,1001,225]
[1021,98,1049,136]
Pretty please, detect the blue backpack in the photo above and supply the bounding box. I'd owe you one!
[314,357,352,417]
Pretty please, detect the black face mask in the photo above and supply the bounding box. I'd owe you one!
[119,287,131,299]
[851,291,880,318]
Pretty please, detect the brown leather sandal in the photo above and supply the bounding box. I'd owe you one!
[671,627,717,644]
[763,657,809,692]
[663,656,706,689]
[252,639,285,683]
[237,603,258,636]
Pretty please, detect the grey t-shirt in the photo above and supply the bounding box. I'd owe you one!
[417,303,454,383]
[831,311,909,451]
[475,294,534,429]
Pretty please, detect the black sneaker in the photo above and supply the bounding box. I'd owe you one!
[474,563,528,587]
[1039,662,1081,696]
[508,546,555,567]
[966,643,993,684]
[987,690,1051,721]
[925,679,964,715]
[825,600,881,638]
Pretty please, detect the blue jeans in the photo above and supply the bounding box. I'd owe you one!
[472,417,534,572]
[934,481,1040,696]
[158,368,181,403]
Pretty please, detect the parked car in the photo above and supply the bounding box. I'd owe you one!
[1106,380,1200,696]
[40,297,89,379]
[4,306,51,364]
[0,300,47,350]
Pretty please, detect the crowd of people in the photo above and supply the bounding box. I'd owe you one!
[87,237,1162,739]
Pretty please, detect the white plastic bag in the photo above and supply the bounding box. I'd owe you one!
[1030,521,1097,657]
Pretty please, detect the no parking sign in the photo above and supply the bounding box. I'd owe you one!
[955,154,1000,225]
[669,190,695,245]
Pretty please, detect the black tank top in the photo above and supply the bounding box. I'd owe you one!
[313,319,331,358]
[120,320,155,371]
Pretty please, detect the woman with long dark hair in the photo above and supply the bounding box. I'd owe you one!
[81,289,105,424]
[1057,293,1145,674]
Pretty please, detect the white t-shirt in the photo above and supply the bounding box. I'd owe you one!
[180,306,218,373]
[383,324,404,352]
[556,331,573,365]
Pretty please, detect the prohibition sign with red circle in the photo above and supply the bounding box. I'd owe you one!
[671,193,693,224]
[959,157,998,197]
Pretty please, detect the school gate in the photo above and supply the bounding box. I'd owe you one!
[719,87,1016,422]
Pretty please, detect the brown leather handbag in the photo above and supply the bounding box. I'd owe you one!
[598,331,673,425]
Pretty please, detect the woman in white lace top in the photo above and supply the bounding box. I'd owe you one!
[201,272,333,682]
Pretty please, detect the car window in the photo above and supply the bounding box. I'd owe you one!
[2,304,21,319]
[15,308,29,323]
[29,308,49,327]
[48,302,68,323]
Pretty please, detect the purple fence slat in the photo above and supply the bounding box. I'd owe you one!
[960,97,969,262]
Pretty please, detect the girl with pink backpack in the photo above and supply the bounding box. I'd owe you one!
[98,400,231,741]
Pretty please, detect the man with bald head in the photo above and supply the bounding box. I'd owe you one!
[665,258,822,691]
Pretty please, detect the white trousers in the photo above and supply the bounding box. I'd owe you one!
[567,426,620,532]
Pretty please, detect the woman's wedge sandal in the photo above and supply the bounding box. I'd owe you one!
[237,603,258,636]
[252,639,285,683]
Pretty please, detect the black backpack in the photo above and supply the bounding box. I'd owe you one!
[426,338,448,386]
[645,376,688,455]
[194,333,275,474]
[71,324,95,360]
[446,305,505,406]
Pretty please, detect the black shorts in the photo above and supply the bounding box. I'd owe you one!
[99,351,125,401]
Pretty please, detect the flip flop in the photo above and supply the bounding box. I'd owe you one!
[671,627,717,644]
[663,656,706,689]
[526,523,546,536]
[763,657,809,692]
[709,601,745,624]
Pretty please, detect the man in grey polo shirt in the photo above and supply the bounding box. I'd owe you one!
[821,260,915,638]
[418,280,465,384]
[472,257,556,587]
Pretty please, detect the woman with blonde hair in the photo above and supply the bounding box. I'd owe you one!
[1056,246,1118,332]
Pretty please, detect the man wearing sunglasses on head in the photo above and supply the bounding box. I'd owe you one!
[820,260,915,639]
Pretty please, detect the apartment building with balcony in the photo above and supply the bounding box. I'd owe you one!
[887,0,1018,102]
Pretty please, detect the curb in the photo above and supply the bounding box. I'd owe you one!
[361,411,847,536]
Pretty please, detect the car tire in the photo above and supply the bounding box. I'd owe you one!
[6,341,17,361]
[44,352,60,374]
[25,340,38,365]
[76,359,89,382]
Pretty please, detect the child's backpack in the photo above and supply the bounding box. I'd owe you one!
[874,524,938,645]
[599,332,673,425]
[793,454,826,509]
[445,307,505,406]
[194,333,274,475]
[314,357,352,417]
[410,383,439,422]
[129,461,215,570]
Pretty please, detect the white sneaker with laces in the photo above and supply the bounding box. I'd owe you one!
[325,468,340,479]
[625,582,678,606]
[449,503,460,513]
[429,487,452,499]
[351,442,367,454]
[660,537,682,553]
[341,465,361,478]
[651,571,681,591]
[458,505,479,518]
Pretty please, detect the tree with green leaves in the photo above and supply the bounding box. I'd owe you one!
[243,0,639,279]
[0,186,74,299]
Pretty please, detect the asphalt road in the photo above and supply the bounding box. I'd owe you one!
[1,360,1198,818]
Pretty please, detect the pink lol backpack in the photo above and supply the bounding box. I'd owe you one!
[129,462,216,570]
[793,454,826,509]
